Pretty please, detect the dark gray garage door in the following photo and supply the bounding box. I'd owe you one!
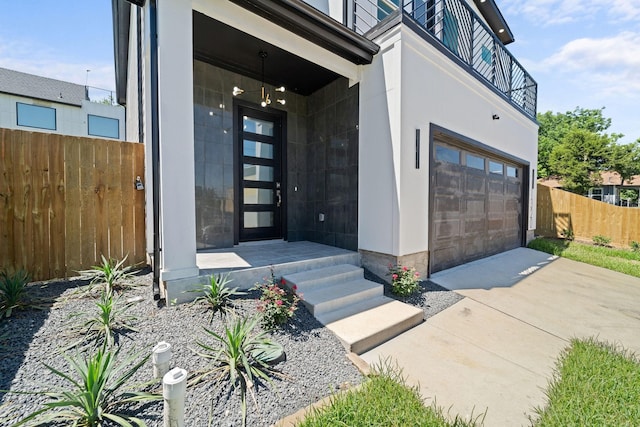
[430,136,524,273]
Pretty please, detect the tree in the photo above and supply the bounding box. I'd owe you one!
[548,129,610,194]
[620,189,639,206]
[537,107,621,178]
[608,140,640,185]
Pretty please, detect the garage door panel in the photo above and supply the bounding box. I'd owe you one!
[431,138,524,274]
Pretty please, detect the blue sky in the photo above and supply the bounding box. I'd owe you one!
[1,0,638,143]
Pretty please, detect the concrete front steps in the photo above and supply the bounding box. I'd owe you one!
[282,264,423,354]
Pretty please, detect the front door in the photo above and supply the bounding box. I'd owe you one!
[236,105,285,242]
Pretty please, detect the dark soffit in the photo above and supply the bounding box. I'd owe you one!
[194,11,342,96]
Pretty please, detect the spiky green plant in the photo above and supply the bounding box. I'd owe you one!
[0,270,30,318]
[78,255,134,294]
[67,290,138,350]
[10,346,161,427]
[190,273,245,322]
[193,315,284,427]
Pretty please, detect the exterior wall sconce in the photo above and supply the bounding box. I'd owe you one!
[492,114,500,120]
[232,51,286,107]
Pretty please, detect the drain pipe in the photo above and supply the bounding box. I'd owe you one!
[149,0,162,301]
[152,341,172,379]
[163,367,188,427]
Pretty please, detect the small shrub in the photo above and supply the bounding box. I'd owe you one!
[0,270,31,318]
[560,228,574,241]
[631,241,640,252]
[69,290,138,349]
[10,346,160,427]
[254,273,301,330]
[190,273,245,322]
[592,235,612,247]
[193,315,284,427]
[79,255,134,294]
[387,264,420,297]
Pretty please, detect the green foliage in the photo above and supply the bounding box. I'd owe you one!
[10,346,160,427]
[388,264,421,297]
[560,228,574,241]
[72,290,138,349]
[193,315,283,427]
[528,238,640,278]
[190,273,245,322]
[592,235,612,247]
[537,107,620,179]
[0,270,31,318]
[532,338,640,426]
[79,255,134,294]
[255,274,301,330]
[631,241,640,252]
[548,129,610,194]
[607,140,640,186]
[299,359,482,427]
[620,189,639,204]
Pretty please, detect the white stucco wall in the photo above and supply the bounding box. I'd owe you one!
[0,93,125,140]
[359,25,538,257]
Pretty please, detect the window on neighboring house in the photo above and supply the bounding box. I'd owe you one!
[588,188,602,201]
[88,114,119,139]
[17,102,56,130]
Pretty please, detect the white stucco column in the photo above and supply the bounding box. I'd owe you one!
[156,0,199,283]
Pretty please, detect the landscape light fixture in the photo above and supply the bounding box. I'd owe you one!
[232,51,285,107]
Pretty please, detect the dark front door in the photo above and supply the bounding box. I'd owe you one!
[236,106,285,242]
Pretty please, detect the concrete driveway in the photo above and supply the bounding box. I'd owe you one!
[360,248,640,426]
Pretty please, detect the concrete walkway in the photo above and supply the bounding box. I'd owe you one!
[360,248,640,426]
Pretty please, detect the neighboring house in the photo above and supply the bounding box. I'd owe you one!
[540,172,640,206]
[112,0,538,299]
[0,67,125,140]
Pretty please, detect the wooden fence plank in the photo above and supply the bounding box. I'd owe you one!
[107,140,123,259]
[31,132,49,280]
[0,129,15,270]
[120,142,135,262]
[80,141,97,269]
[14,131,33,272]
[93,141,108,262]
[49,135,65,278]
[536,184,640,247]
[133,144,146,264]
[65,137,82,276]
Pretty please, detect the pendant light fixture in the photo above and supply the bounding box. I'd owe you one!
[232,51,285,107]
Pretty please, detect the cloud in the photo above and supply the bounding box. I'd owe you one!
[500,0,640,25]
[0,37,115,91]
[539,32,640,97]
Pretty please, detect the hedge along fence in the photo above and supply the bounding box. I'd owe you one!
[0,128,146,281]
[536,184,640,247]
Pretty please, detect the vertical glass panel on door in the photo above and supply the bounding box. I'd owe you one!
[244,188,273,204]
[243,116,274,136]
[244,212,274,228]
[243,164,274,181]
[243,140,273,159]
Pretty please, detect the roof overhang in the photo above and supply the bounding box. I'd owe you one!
[472,0,514,45]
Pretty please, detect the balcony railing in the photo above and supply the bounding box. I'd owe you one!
[349,0,537,118]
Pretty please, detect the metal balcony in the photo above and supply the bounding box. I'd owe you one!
[348,0,537,119]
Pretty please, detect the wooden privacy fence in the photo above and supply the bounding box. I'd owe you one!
[0,128,146,281]
[536,184,640,247]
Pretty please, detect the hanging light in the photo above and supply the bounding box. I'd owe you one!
[232,51,286,107]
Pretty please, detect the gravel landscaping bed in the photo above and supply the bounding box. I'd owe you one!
[0,270,362,426]
[1,267,463,426]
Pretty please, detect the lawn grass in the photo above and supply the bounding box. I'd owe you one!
[297,362,481,427]
[533,338,640,426]
[528,238,640,278]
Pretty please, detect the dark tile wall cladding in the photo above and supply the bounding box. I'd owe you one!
[193,60,358,251]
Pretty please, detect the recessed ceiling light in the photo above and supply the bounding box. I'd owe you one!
[499,28,505,33]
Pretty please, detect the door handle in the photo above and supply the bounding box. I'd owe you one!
[276,189,282,207]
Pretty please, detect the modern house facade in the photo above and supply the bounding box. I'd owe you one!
[0,67,125,140]
[112,0,538,300]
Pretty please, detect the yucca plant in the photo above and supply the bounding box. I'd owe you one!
[78,255,134,294]
[0,270,31,318]
[68,290,138,350]
[193,315,284,427]
[10,346,161,427]
[190,273,245,322]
